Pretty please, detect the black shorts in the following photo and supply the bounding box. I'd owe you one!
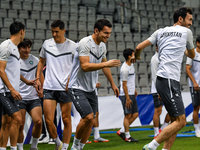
[0,92,19,116]
[152,93,163,108]
[120,95,138,115]
[190,87,200,107]
[18,99,41,113]
[156,76,185,117]
[43,89,72,103]
[69,88,98,119]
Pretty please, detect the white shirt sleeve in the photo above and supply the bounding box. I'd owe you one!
[0,44,11,61]
[78,40,90,57]
[121,69,129,81]
[39,42,46,59]
[151,53,158,85]
[186,29,194,50]
[102,44,107,59]
[186,56,193,65]
[147,29,162,45]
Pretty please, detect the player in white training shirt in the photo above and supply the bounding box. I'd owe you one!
[150,46,170,138]
[16,38,43,150]
[69,19,121,150]
[117,48,139,143]
[35,20,76,150]
[131,7,195,150]
[186,36,200,137]
[0,21,25,150]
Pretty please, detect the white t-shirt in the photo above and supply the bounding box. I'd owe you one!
[0,39,20,93]
[68,36,107,92]
[151,52,159,93]
[20,54,39,100]
[120,62,135,96]
[148,25,194,81]
[40,38,76,90]
[186,48,200,87]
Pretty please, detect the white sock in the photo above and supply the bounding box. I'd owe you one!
[17,143,23,150]
[10,146,17,150]
[161,122,169,130]
[120,126,125,133]
[61,143,69,150]
[54,136,62,146]
[0,148,6,150]
[194,124,200,133]
[148,139,160,150]
[125,132,131,138]
[80,143,85,149]
[94,127,100,139]
[31,137,39,148]
[154,127,159,136]
[162,149,168,150]
[72,137,81,149]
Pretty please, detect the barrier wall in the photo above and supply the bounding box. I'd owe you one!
[22,92,195,144]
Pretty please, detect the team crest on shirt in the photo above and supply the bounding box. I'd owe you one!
[29,61,33,65]
[100,47,102,52]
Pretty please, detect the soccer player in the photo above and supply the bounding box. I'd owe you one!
[151,46,170,138]
[131,7,195,150]
[0,21,25,150]
[16,38,43,150]
[35,19,77,150]
[69,19,121,150]
[117,48,139,142]
[186,35,200,137]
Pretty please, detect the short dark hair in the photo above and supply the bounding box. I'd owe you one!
[94,19,112,32]
[173,7,193,23]
[51,19,65,30]
[18,38,32,49]
[196,36,200,43]
[123,48,134,61]
[10,21,25,35]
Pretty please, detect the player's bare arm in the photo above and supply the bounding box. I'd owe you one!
[36,57,46,91]
[20,75,39,86]
[185,48,195,59]
[186,64,199,91]
[123,81,132,109]
[79,56,121,72]
[0,60,22,100]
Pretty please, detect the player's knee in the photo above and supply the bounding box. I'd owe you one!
[134,112,139,118]
[84,114,94,124]
[34,119,42,127]
[14,116,22,125]
[62,117,71,126]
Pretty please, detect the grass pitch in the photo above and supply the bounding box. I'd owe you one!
[8,122,200,150]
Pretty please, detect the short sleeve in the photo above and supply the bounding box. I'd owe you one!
[186,56,193,66]
[39,42,46,59]
[0,44,11,61]
[147,29,161,45]
[102,44,107,59]
[121,69,129,81]
[78,40,90,57]
[186,29,194,50]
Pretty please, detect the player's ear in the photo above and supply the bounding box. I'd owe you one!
[94,28,99,34]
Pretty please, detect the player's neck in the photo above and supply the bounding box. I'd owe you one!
[10,35,21,46]
[92,34,100,45]
[196,47,200,53]
[126,60,131,66]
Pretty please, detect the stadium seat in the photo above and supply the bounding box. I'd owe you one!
[61,5,69,13]
[37,20,47,30]
[139,75,149,87]
[82,0,98,7]
[180,74,187,86]
[146,5,153,11]
[52,0,60,4]
[153,5,160,12]
[107,0,115,14]
[143,46,152,53]
[145,53,153,63]
[50,12,59,20]
[98,76,108,87]
[158,0,164,5]
[115,33,124,42]
[87,22,94,32]
[42,3,51,12]
[4,18,13,28]
[124,8,132,23]
[25,29,34,39]
[118,53,125,63]
[123,24,130,33]
[125,42,134,49]
[69,0,78,6]
[26,19,36,29]
[108,52,117,60]
[43,0,51,3]
[33,3,42,11]
[133,33,141,42]
[1,28,10,39]
[19,10,29,19]
[15,18,25,25]
[110,67,118,75]
[117,42,125,52]
[0,1,10,9]
[32,39,43,51]
[138,3,145,11]
[152,0,158,5]
[79,6,87,15]
[96,14,104,20]
[68,21,77,31]
[87,14,96,23]
[78,31,87,41]
[97,0,108,14]
[107,41,116,52]
[113,23,122,33]
[70,6,78,14]
[69,13,78,22]
[87,7,96,15]
[60,12,69,21]
[35,30,45,40]
[12,1,22,10]
[52,4,60,12]
[31,11,40,20]
[8,10,18,19]
[0,18,2,28]
[98,88,108,96]
[79,14,87,22]
[105,15,113,24]
[45,30,52,39]
[155,12,162,18]
[141,87,150,94]
[61,0,69,5]
[138,63,147,74]
[0,9,7,18]
[41,11,50,20]
[124,33,133,42]
[160,6,167,12]
[68,31,78,41]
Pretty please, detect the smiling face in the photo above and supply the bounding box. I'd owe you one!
[181,13,193,28]
[51,27,65,43]
[95,26,112,43]
[19,45,31,59]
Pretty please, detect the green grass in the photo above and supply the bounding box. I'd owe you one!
[8,122,200,150]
